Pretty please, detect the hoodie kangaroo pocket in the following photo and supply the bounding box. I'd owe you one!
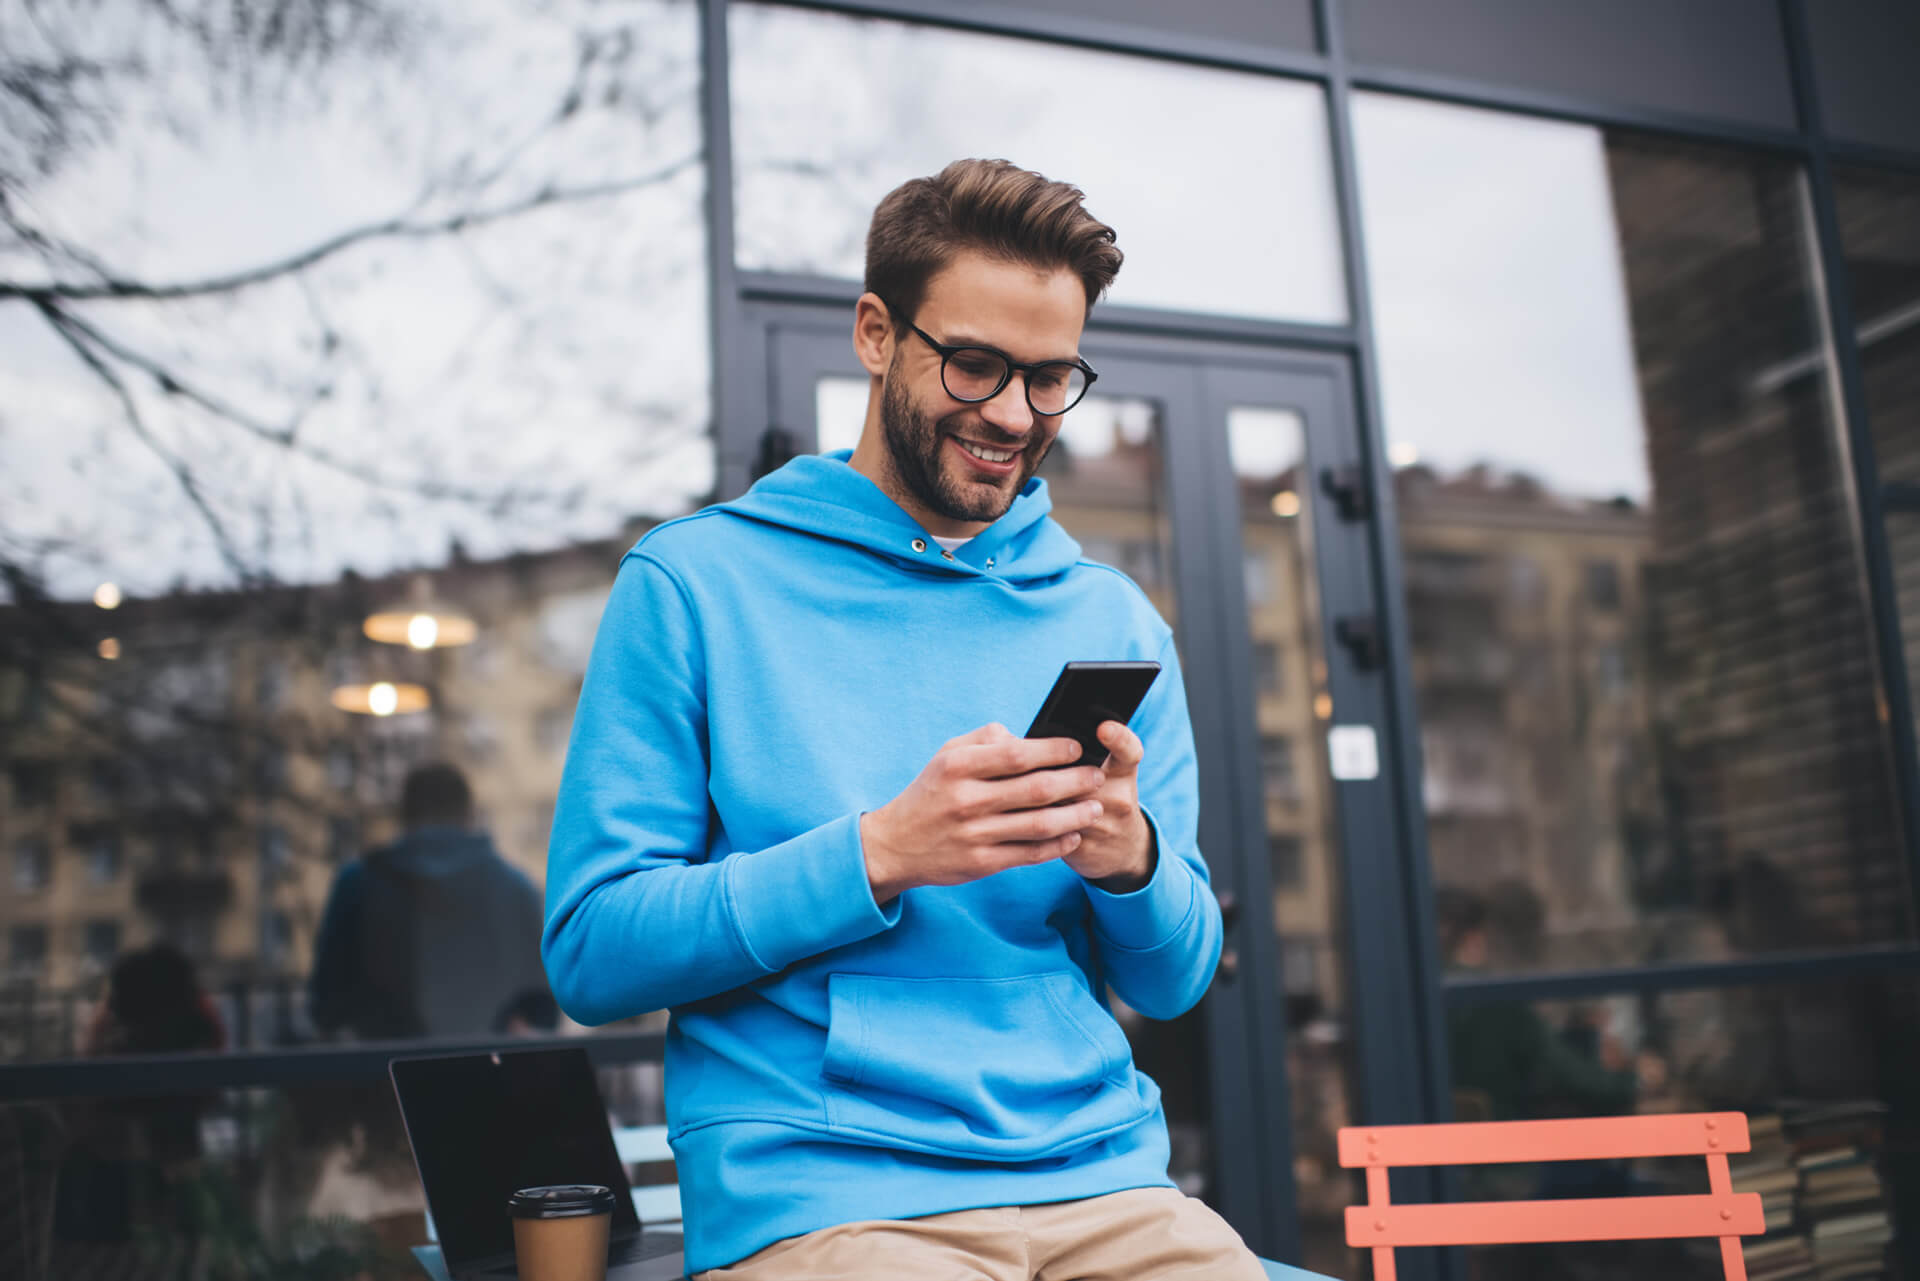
[819,972,1150,1160]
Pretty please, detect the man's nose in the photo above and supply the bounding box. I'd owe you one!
[978,371,1035,435]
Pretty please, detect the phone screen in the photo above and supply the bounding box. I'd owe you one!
[1024,661,1162,767]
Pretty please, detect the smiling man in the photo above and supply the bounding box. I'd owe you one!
[543,159,1259,1280]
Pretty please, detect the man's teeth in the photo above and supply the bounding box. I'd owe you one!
[960,441,1016,463]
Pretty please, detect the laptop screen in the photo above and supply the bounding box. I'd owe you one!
[390,1046,641,1267]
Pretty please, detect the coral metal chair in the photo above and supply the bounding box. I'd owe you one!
[1338,1112,1767,1281]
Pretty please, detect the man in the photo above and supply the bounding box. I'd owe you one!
[311,761,554,1039]
[545,159,1260,1279]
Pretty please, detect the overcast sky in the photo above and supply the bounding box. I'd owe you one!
[2,0,1649,605]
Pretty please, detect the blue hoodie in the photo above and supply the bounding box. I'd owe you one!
[543,453,1223,1272]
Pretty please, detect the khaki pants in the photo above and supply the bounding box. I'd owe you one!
[694,1186,1269,1281]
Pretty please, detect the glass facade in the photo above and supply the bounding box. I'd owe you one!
[1355,94,1914,973]
[3,1,1917,1276]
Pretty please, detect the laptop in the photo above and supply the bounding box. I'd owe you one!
[389,1046,686,1281]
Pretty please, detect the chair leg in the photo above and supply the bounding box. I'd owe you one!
[1373,1247,1398,1281]
[1719,1236,1747,1281]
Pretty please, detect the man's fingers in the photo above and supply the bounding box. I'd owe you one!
[1097,721,1145,773]
[978,830,1084,871]
[973,798,1104,846]
[953,735,1084,779]
[985,766,1106,815]
[946,722,1012,751]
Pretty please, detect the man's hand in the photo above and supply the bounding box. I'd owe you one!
[1062,721,1155,892]
[860,723,1107,904]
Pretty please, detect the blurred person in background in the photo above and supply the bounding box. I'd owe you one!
[310,761,555,1040]
[54,942,225,1244]
[1436,882,1651,1125]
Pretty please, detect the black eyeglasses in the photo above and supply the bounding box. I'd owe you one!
[885,301,1098,416]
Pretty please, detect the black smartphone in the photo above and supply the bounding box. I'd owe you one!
[1024,660,1162,767]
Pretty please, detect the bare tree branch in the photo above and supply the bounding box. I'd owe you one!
[34,295,255,582]
[0,152,701,302]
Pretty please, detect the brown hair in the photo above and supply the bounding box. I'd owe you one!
[864,158,1123,324]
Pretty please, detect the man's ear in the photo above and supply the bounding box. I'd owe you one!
[852,292,894,377]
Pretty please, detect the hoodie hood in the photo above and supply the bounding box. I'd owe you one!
[380,826,500,880]
[716,452,1083,583]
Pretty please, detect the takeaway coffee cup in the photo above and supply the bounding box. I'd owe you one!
[508,1184,617,1281]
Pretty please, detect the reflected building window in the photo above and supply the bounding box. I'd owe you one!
[88,757,126,807]
[7,925,48,983]
[1507,555,1547,608]
[1584,560,1623,611]
[76,826,122,887]
[1253,641,1285,698]
[1243,549,1273,606]
[13,840,51,895]
[82,920,121,973]
[10,760,55,809]
[1278,935,1319,997]
[1270,835,1305,890]
[1260,734,1299,803]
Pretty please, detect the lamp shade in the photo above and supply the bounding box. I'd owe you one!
[329,681,431,717]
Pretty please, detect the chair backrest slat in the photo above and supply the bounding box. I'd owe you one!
[1339,1112,1749,1168]
[1346,1193,1765,1248]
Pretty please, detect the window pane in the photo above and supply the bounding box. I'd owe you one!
[1835,166,1920,490]
[1356,94,1915,971]
[1836,162,1920,771]
[1224,401,1355,1277]
[1443,975,1919,1280]
[0,0,709,1063]
[729,3,1348,323]
[1345,0,1796,131]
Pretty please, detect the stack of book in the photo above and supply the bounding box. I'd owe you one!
[1717,1104,1894,1281]
[1790,1102,1893,1281]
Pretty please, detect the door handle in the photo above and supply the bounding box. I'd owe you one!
[1320,464,1372,521]
[1335,615,1384,671]
[1212,890,1241,987]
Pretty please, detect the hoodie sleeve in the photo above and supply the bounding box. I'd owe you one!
[1082,633,1223,1021]
[542,550,900,1026]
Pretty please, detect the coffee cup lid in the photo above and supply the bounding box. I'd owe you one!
[508,1185,618,1219]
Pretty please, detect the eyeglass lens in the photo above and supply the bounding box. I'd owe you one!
[942,348,1088,415]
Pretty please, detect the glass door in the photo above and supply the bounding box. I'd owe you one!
[758,304,1382,1273]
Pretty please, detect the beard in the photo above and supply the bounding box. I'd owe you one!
[879,352,1052,526]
